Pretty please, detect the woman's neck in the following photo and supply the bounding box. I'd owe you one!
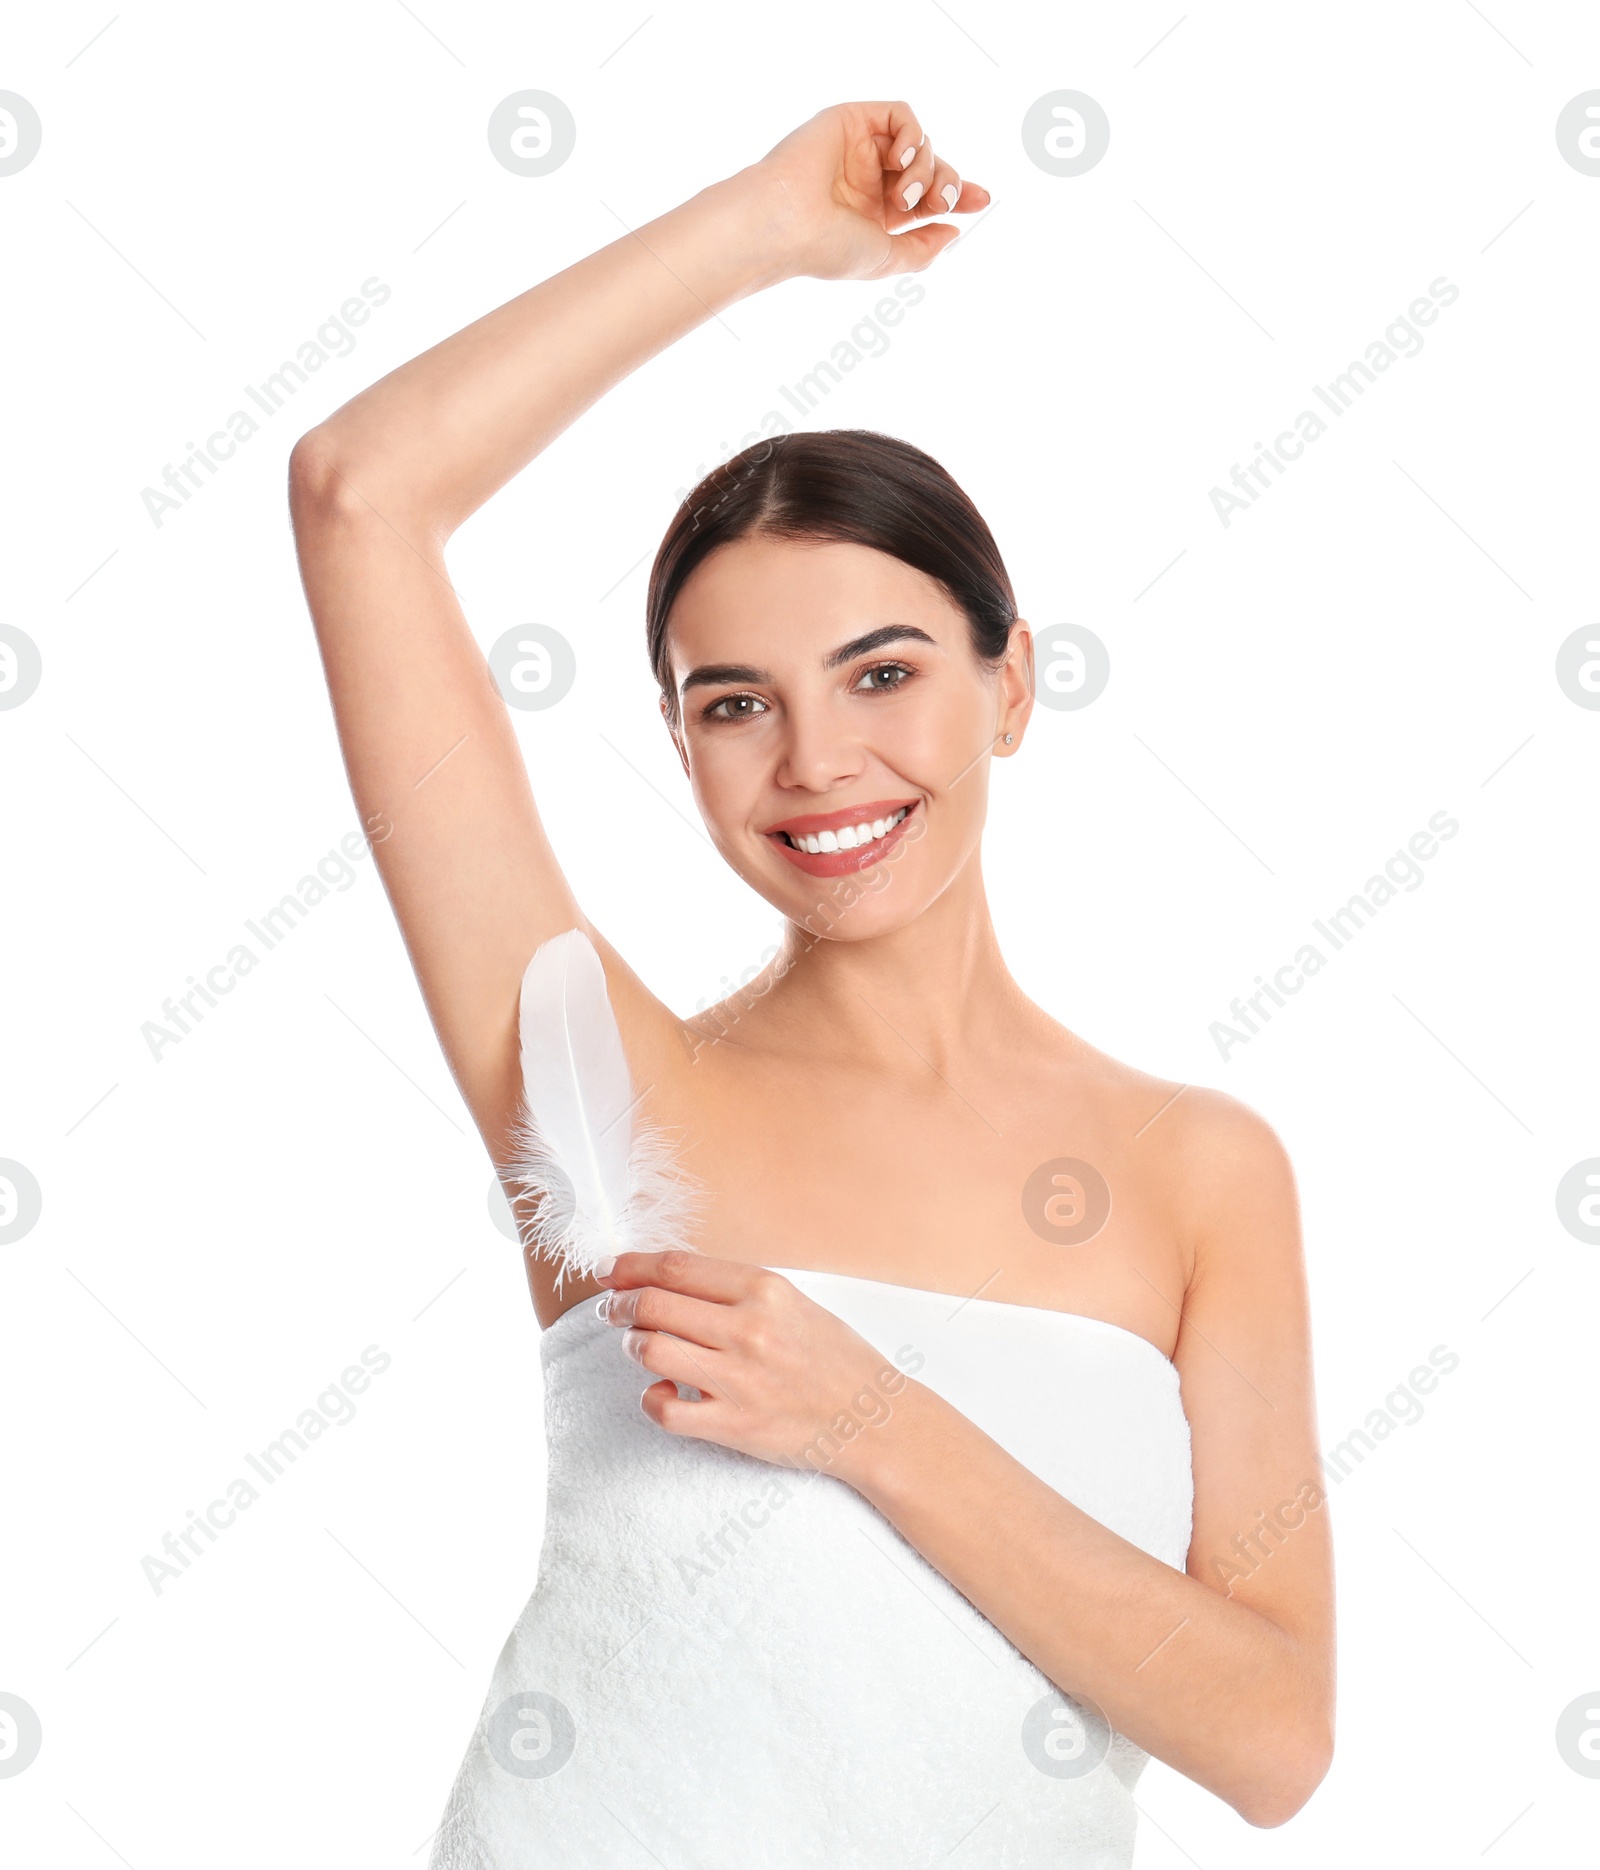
[743,863,1037,1077]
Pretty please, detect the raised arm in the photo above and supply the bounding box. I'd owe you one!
[286,172,775,1163]
[287,101,981,1185]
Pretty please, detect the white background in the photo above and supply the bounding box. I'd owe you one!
[3,2,1598,1863]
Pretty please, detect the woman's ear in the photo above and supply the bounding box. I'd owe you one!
[660,693,690,778]
[996,619,1035,753]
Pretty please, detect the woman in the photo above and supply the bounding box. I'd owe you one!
[290,99,1333,1865]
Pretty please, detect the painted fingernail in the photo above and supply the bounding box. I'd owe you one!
[941,182,960,211]
[622,1327,645,1362]
[900,145,916,168]
[903,180,924,210]
[593,1254,616,1278]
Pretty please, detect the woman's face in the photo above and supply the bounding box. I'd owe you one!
[661,535,1033,938]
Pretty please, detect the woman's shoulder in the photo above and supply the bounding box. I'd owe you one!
[1048,1020,1289,1156]
[1060,1032,1300,1283]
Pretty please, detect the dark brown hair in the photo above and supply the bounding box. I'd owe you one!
[646,429,1018,727]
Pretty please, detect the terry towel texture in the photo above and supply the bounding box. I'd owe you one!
[429,1265,1194,1869]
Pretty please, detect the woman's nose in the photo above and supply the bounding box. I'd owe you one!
[772,706,865,792]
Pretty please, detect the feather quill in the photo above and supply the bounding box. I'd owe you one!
[503,927,701,1292]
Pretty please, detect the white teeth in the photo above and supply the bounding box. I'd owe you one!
[786,807,908,856]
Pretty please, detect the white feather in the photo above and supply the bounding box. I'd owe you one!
[504,927,701,1291]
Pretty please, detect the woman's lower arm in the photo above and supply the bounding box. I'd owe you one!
[842,1379,1334,1827]
[292,169,790,535]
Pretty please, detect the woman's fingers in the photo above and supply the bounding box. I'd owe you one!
[597,1246,767,1306]
[620,1323,729,1392]
[600,1280,745,1353]
[596,1248,795,1367]
[869,99,925,177]
[888,142,988,226]
[876,219,963,275]
[927,153,965,215]
[638,1378,743,1443]
[620,1326,758,1423]
[892,131,937,213]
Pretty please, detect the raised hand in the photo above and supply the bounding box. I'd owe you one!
[747,99,991,283]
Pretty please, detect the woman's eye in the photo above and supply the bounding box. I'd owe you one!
[705,693,767,722]
[854,662,913,693]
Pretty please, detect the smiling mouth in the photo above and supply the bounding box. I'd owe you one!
[778,805,909,854]
[763,798,922,876]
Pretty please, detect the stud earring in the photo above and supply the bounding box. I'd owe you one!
[1003,732,1014,744]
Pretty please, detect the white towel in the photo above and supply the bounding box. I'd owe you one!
[429,1271,1193,1868]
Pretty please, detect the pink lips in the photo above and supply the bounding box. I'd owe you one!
[763,798,922,878]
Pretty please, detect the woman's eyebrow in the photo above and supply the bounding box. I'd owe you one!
[679,661,766,694]
[679,624,940,694]
[822,623,939,669]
